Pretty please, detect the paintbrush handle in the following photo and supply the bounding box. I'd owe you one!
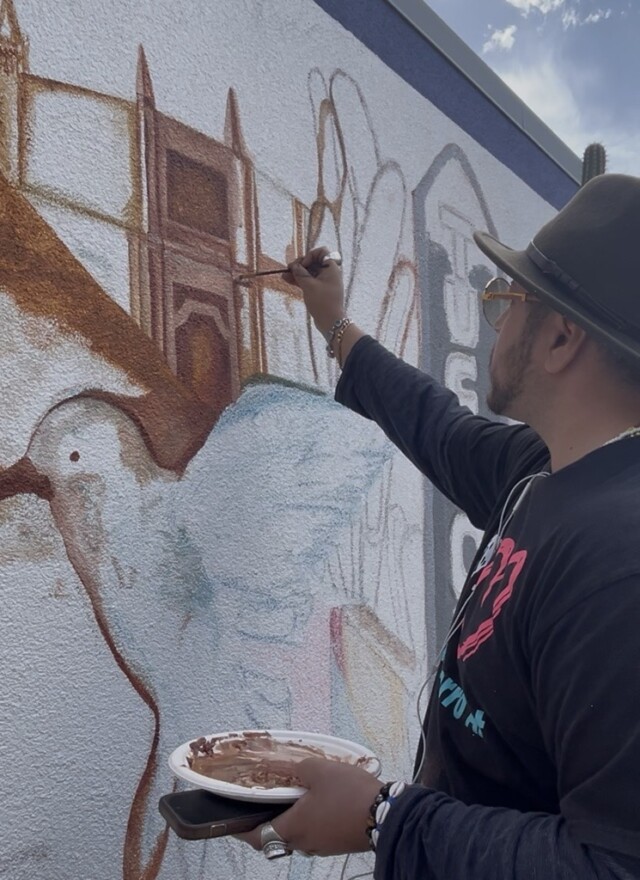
[246,268,285,278]
[238,251,342,281]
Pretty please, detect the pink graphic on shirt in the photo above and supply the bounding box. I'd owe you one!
[457,537,528,661]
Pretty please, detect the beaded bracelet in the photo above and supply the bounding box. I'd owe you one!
[333,319,352,363]
[365,781,407,852]
[325,317,351,358]
[323,317,346,344]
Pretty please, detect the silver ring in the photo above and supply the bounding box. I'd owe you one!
[260,822,292,860]
[322,250,342,266]
[262,840,291,860]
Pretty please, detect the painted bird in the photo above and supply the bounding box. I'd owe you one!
[2,381,392,879]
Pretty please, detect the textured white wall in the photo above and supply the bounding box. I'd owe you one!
[0,2,560,879]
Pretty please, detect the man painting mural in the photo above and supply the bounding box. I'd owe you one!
[237,173,640,877]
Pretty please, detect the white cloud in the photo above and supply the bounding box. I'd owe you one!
[495,57,639,174]
[584,8,612,23]
[482,25,518,53]
[561,7,579,27]
[562,6,612,27]
[505,0,565,16]
[499,59,582,141]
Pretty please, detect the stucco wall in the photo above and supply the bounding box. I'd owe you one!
[0,1,577,878]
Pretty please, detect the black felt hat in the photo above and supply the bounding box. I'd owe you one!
[473,174,640,360]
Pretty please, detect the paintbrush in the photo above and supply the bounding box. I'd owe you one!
[236,251,342,282]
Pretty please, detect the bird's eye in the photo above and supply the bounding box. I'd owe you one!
[69,451,80,462]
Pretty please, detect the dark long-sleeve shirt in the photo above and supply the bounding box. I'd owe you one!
[335,336,640,880]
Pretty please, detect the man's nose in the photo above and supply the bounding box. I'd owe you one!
[493,306,509,332]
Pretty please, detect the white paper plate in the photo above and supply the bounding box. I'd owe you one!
[168,729,381,802]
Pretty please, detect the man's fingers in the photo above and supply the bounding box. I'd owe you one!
[233,827,261,849]
[286,247,342,287]
[300,246,331,270]
[286,260,311,288]
[314,261,343,284]
[289,757,331,787]
[267,795,310,847]
[232,800,304,852]
[288,259,310,277]
[230,759,306,850]
[259,758,302,783]
[232,803,297,851]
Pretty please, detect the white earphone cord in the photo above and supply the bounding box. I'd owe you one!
[341,471,549,880]
[413,427,640,786]
[412,471,549,785]
[341,424,640,877]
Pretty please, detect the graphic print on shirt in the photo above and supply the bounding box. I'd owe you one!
[437,669,486,737]
[457,537,528,661]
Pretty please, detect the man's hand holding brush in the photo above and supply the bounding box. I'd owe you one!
[284,247,365,367]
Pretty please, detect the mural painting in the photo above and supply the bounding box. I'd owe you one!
[0,1,560,878]
[414,145,498,664]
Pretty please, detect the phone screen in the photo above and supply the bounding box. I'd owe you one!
[159,789,288,840]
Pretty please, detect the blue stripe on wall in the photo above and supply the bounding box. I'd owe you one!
[312,0,578,210]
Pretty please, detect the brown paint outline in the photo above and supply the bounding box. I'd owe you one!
[56,517,170,880]
[0,170,215,474]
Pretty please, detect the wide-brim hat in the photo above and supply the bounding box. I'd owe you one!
[473,173,640,360]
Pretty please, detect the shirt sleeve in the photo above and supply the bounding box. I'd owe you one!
[335,336,547,530]
[374,786,640,880]
[529,573,640,859]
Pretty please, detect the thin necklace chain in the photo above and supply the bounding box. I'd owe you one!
[603,425,640,446]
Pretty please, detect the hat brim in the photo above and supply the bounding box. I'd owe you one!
[473,231,640,361]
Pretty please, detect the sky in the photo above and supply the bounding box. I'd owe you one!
[425,0,639,175]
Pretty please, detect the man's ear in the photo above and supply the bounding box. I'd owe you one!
[544,313,588,374]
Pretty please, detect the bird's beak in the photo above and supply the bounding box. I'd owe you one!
[0,456,53,502]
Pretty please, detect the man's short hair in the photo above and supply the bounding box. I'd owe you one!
[596,338,640,389]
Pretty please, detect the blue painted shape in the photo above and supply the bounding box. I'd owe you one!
[311,0,578,209]
[176,382,394,643]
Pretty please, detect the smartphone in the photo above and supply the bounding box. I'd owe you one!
[158,789,289,840]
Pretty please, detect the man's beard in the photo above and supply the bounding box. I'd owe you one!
[486,333,536,418]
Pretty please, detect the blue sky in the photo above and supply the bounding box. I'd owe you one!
[426,0,639,174]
